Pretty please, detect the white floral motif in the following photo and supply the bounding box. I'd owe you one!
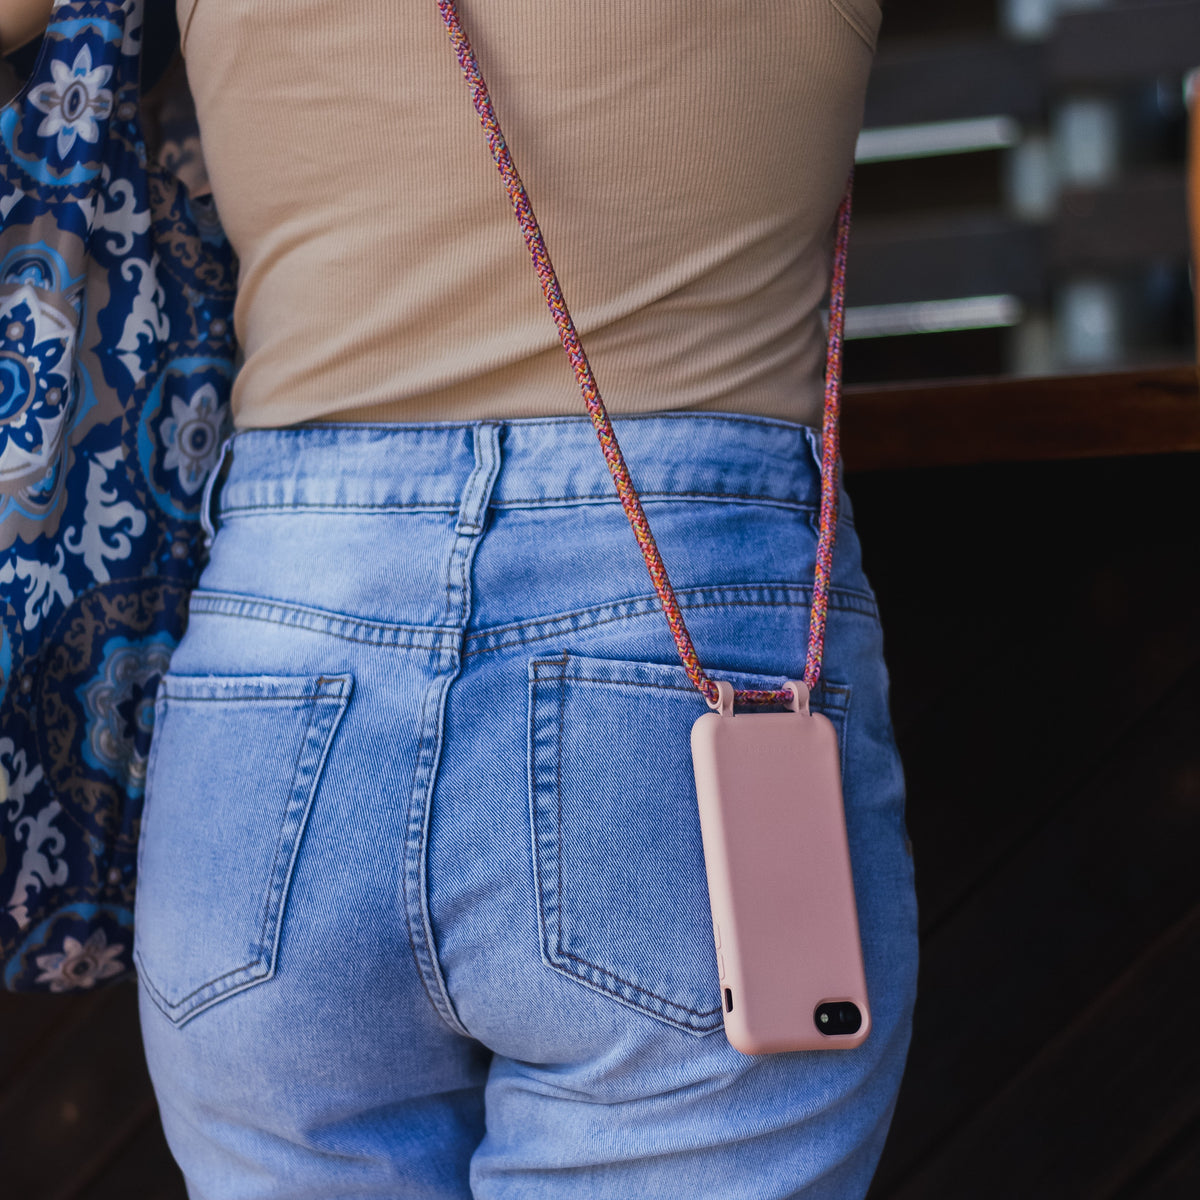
[0,175,22,223]
[119,0,144,59]
[63,445,148,583]
[7,800,68,929]
[95,162,150,257]
[0,545,73,631]
[27,43,115,159]
[113,256,168,385]
[0,737,45,825]
[161,384,224,494]
[33,927,125,991]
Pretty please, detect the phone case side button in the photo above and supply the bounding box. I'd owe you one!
[713,921,722,949]
[717,951,726,980]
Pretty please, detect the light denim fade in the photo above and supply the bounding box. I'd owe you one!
[134,410,919,1199]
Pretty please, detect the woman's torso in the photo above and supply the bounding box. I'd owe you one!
[177,0,881,429]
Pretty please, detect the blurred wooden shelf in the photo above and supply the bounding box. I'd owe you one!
[841,364,1200,471]
[864,0,1200,127]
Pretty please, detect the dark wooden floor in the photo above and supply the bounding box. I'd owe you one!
[2,449,1197,1198]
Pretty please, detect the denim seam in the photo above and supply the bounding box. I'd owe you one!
[181,610,443,650]
[156,675,352,701]
[402,669,451,1031]
[136,682,352,1023]
[403,656,475,1040]
[529,665,723,1031]
[554,666,566,980]
[839,688,853,796]
[185,585,879,653]
[404,428,500,1041]
[527,664,550,1024]
[136,702,165,882]
[220,503,460,517]
[150,693,333,704]
[480,583,880,635]
[137,692,315,1013]
[217,497,854,525]
[263,683,354,985]
[252,696,325,978]
[548,950,725,1023]
[493,494,835,512]
[138,708,318,1014]
[137,952,264,1014]
[453,423,501,536]
[528,655,851,1029]
[188,592,454,649]
[444,430,499,625]
[531,663,853,709]
[558,658,721,1021]
[465,589,878,659]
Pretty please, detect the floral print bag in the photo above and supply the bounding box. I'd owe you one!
[0,0,237,991]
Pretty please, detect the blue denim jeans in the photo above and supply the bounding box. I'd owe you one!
[134,411,918,1199]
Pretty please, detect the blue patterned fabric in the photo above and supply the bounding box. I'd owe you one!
[0,0,237,990]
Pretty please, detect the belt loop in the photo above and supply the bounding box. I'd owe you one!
[455,424,501,535]
[201,433,236,550]
[802,422,824,478]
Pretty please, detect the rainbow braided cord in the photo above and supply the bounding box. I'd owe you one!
[437,0,852,710]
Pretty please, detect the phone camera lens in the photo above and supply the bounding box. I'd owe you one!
[814,1001,862,1036]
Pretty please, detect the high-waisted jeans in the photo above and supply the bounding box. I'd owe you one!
[134,411,919,1199]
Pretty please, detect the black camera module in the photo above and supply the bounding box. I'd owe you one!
[814,1001,862,1036]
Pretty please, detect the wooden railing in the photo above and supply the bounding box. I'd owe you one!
[842,365,1200,471]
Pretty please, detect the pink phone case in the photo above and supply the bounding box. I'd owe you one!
[690,679,870,1054]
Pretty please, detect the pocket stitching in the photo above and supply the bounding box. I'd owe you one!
[532,668,724,1032]
[135,693,168,882]
[254,692,328,970]
[529,654,852,1035]
[135,673,352,1025]
[552,669,723,1023]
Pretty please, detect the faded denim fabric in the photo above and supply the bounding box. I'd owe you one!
[135,411,919,1199]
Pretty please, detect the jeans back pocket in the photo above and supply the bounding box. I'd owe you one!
[134,672,353,1026]
[528,652,850,1036]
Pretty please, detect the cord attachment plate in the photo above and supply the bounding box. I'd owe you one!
[706,680,810,716]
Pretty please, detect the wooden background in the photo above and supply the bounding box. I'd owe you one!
[858,441,1200,1199]
[3,416,1198,1198]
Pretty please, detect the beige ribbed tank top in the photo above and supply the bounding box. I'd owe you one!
[176,0,881,430]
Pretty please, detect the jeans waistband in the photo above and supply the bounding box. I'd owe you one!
[215,412,829,517]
